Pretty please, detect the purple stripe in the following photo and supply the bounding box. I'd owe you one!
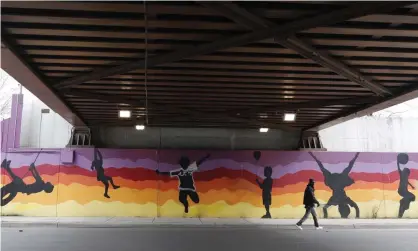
[2,150,417,179]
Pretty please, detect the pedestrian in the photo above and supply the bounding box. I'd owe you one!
[296,178,323,230]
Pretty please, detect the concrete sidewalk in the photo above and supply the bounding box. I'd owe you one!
[2,217,418,229]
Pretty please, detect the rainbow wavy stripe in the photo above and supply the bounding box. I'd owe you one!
[1,150,417,218]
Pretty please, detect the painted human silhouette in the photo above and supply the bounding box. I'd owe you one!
[397,153,415,218]
[156,154,210,213]
[309,152,360,218]
[1,159,54,206]
[91,148,120,198]
[256,166,273,218]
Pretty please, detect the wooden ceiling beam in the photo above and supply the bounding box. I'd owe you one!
[23,46,418,60]
[63,89,296,131]
[201,2,396,96]
[53,73,412,85]
[277,37,394,96]
[74,80,369,91]
[71,85,369,96]
[1,2,217,16]
[55,2,396,88]
[64,89,375,112]
[226,96,381,116]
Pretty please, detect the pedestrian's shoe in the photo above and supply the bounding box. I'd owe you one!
[296,224,303,230]
[316,226,323,230]
[261,214,271,219]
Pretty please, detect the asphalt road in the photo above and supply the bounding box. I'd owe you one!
[2,226,418,251]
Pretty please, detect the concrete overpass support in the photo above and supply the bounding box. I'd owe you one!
[91,126,301,150]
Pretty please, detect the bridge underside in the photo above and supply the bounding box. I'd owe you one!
[1,1,417,132]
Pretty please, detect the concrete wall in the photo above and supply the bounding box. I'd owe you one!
[320,116,418,152]
[1,148,417,219]
[19,91,72,149]
[92,126,301,150]
[12,88,300,150]
[1,94,23,151]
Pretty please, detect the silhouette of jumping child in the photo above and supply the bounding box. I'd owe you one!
[91,149,120,198]
[156,154,210,213]
[397,153,415,218]
[256,166,273,218]
[1,159,54,206]
[309,152,360,218]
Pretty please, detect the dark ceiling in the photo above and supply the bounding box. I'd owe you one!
[1,1,417,130]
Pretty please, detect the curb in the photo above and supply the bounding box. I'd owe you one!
[3,222,418,229]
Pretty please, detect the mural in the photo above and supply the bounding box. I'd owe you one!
[91,148,120,198]
[310,152,360,218]
[256,166,273,219]
[1,149,417,219]
[1,155,54,207]
[155,154,210,214]
[397,153,416,218]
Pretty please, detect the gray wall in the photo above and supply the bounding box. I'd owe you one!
[320,115,418,152]
[91,126,301,150]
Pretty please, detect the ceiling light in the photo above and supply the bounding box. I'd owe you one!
[259,113,268,119]
[135,124,145,130]
[284,113,296,122]
[259,127,269,133]
[119,110,131,118]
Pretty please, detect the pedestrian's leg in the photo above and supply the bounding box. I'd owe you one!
[179,191,189,213]
[107,176,120,189]
[297,208,310,226]
[101,180,110,198]
[310,207,319,227]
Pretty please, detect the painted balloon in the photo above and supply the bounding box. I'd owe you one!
[397,153,409,165]
[253,151,261,161]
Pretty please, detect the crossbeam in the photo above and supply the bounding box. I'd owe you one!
[1,27,86,126]
[201,2,399,96]
[54,2,402,89]
[227,96,382,117]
